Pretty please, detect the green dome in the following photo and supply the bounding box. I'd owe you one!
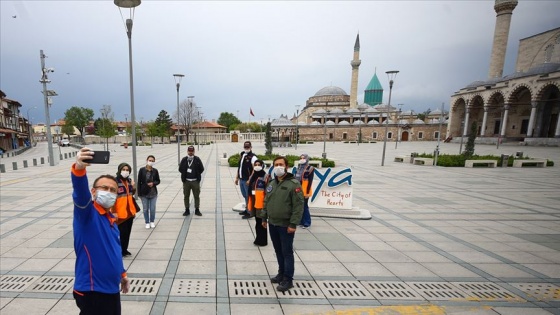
[366,72,383,91]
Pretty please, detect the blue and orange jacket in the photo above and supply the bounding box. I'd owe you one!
[71,164,127,294]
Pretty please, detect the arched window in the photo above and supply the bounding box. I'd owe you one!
[372,132,378,139]
[418,132,424,139]
[387,132,393,139]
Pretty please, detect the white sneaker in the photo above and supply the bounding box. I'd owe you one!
[145,223,150,229]
[150,222,155,228]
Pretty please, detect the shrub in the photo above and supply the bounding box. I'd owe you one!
[228,153,335,167]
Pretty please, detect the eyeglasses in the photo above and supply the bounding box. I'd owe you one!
[94,185,118,193]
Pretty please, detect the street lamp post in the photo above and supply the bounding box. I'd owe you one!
[295,105,300,150]
[39,50,57,166]
[27,107,37,145]
[173,73,184,165]
[381,70,399,166]
[115,0,141,188]
[395,104,403,149]
[322,109,330,159]
[357,104,367,146]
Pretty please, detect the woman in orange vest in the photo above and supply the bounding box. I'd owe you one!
[113,162,138,256]
[295,153,314,228]
[247,159,268,246]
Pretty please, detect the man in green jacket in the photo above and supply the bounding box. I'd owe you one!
[260,156,304,292]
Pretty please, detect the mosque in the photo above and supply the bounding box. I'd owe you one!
[271,0,559,146]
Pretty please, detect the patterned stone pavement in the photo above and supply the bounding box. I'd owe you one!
[1,140,559,315]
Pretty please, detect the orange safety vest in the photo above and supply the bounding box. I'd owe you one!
[301,165,314,198]
[253,175,269,210]
[113,179,137,224]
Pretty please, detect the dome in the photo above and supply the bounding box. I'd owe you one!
[401,110,415,116]
[413,119,425,124]
[353,120,364,125]
[525,63,560,76]
[325,120,336,125]
[338,121,350,125]
[429,109,442,115]
[365,107,378,113]
[314,86,348,96]
[346,108,360,114]
[367,120,379,125]
[330,108,344,114]
[270,115,294,127]
[310,121,321,126]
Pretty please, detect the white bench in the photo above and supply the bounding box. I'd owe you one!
[394,155,410,163]
[512,159,547,168]
[413,158,433,166]
[294,160,322,168]
[465,160,497,168]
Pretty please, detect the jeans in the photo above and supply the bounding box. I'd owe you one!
[268,223,295,281]
[239,179,249,209]
[141,196,157,223]
[300,198,311,227]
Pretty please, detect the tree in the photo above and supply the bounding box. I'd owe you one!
[233,122,263,132]
[463,121,477,158]
[64,106,94,141]
[95,105,117,149]
[265,122,272,155]
[144,121,158,147]
[154,110,173,143]
[217,112,241,131]
[177,98,200,142]
[61,123,75,139]
[417,108,431,122]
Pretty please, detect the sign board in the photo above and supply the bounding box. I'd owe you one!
[290,167,353,210]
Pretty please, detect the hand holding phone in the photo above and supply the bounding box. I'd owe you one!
[76,148,110,169]
[89,151,111,164]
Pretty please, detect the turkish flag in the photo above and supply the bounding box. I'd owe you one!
[250,108,255,117]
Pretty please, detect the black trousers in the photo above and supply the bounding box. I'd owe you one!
[118,218,133,254]
[73,290,121,315]
[254,216,268,246]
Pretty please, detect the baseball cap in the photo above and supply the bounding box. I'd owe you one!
[187,146,195,151]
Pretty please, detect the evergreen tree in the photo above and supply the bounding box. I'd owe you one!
[463,121,477,158]
[154,110,173,142]
[265,122,272,156]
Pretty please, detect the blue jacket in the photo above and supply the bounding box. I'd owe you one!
[71,164,126,294]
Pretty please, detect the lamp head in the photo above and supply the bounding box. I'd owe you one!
[114,0,141,8]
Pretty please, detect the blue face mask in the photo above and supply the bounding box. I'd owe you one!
[95,190,117,209]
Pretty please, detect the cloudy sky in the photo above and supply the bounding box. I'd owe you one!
[1,1,559,125]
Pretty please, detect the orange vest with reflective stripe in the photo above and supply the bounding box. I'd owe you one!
[301,165,314,198]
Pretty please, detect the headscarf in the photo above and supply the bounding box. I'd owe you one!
[116,162,132,179]
[295,153,309,181]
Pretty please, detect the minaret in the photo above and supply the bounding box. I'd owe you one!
[488,0,518,79]
[349,34,361,108]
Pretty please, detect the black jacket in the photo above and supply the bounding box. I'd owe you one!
[137,167,160,197]
[179,155,205,182]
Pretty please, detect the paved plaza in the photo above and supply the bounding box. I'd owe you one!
[1,140,559,315]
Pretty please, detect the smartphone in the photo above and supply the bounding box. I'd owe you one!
[89,151,110,164]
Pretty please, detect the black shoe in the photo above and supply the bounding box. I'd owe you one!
[277,280,294,292]
[183,209,190,216]
[241,214,253,219]
[270,274,282,284]
[124,251,131,256]
[239,210,249,215]
[195,209,202,216]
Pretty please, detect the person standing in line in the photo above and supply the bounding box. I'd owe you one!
[179,145,205,216]
[71,147,130,314]
[234,141,257,217]
[113,162,138,256]
[295,153,314,228]
[138,155,160,229]
[245,159,268,246]
[260,156,304,292]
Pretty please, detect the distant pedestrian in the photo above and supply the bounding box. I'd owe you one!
[71,147,130,314]
[179,145,205,216]
[246,159,269,246]
[138,155,160,229]
[113,162,139,256]
[260,156,304,292]
[295,153,314,228]
[235,141,257,217]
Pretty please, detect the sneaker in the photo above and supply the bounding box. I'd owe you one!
[302,226,309,229]
[270,274,283,284]
[277,280,294,292]
[195,209,202,216]
[183,209,190,216]
[150,222,155,228]
[241,213,253,219]
[123,251,131,256]
[145,223,150,229]
[239,210,249,215]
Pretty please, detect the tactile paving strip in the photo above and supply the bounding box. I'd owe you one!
[0,275,38,292]
[26,276,73,293]
[228,280,276,298]
[407,282,467,301]
[277,280,325,299]
[170,279,215,297]
[316,280,372,299]
[362,281,424,300]
[510,283,560,301]
[129,278,161,295]
[454,282,523,302]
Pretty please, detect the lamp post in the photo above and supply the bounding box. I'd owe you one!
[381,70,399,166]
[322,109,330,159]
[434,102,444,166]
[115,0,141,188]
[173,73,184,165]
[27,107,37,145]
[357,104,367,146]
[395,103,403,149]
[295,105,300,150]
[39,50,57,166]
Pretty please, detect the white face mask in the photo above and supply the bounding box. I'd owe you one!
[244,149,251,153]
[274,167,286,177]
[254,166,263,172]
[299,159,307,165]
[120,171,130,178]
[95,190,117,209]
[147,161,155,167]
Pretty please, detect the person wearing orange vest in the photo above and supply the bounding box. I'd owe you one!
[295,153,314,228]
[113,162,138,257]
[246,159,268,246]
